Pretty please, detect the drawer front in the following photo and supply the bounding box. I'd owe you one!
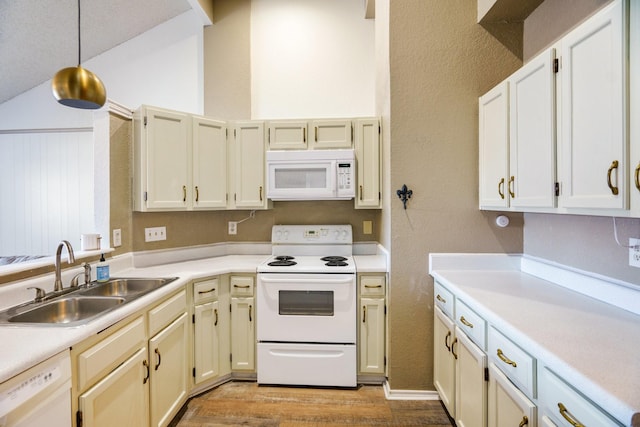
[455,299,486,350]
[360,275,385,297]
[488,326,536,398]
[77,316,145,392]
[148,288,187,337]
[194,277,219,304]
[434,281,454,318]
[539,368,623,427]
[230,275,254,297]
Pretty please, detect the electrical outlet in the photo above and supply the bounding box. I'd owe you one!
[629,238,640,268]
[145,226,166,242]
[112,229,122,247]
[363,220,372,235]
[228,221,237,235]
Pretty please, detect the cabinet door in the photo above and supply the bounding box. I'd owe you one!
[359,297,385,374]
[230,296,255,371]
[149,312,189,427]
[509,47,556,209]
[310,119,353,149]
[192,116,228,209]
[78,347,149,427]
[232,122,268,209]
[354,118,382,209]
[630,0,640,216]
[454,326,487,427]
[268,120,308,150]
[434,307,455,416]
[559,0,627,209]
[487,363,536,427]
[194,301,220,384]
[479,82,510,209]
[145,107,191,210]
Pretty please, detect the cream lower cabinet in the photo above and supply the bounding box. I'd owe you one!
[488,363,536,427]
[358,274,386,376]
[454,326,487,427]
[230,275,255,372]
[434,306,456,414]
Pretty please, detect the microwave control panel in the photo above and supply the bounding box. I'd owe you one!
[337,162,353,191]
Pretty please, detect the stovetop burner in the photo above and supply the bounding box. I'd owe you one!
[275,255,295,261]
[321,256,347,262]
[268,259,297,267]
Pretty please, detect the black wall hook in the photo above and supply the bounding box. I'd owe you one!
[396,184,413,209]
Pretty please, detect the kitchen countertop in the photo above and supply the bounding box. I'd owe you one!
[430,254,640,427]
[0,251,387,384]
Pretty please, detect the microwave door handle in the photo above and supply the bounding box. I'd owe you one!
[330,161,338,197]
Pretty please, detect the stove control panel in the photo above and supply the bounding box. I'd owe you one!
[272,225,352,244]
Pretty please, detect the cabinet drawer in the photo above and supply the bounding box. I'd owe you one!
[455,299,486,350]
[488,326,536,398]
[539,368,622,427]
[193,277,219,304]
[360,275,385,297]
[77,316,145,392]
[148,288,187,337]
[230,276,254,297]
[434,281,454,318]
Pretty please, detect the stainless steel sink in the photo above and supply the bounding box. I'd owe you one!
[6,296,125,325]
[78,278,175,297]
[0,277,178,326]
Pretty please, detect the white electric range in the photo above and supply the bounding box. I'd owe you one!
[256,225,357,387]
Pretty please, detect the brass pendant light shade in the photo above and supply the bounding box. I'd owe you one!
[51,0,106,109]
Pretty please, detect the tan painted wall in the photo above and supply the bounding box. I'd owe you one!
[386,0,523,390]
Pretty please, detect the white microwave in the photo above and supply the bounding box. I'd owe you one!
[266,149,355,200]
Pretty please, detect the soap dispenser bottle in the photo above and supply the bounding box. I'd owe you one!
[96,254,110,282]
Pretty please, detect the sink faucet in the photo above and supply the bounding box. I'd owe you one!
[54,240,76,291]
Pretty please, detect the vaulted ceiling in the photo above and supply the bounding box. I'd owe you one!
[0,0,192,104]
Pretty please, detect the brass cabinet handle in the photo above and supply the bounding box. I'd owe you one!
[497,348,517,367]
[303,127,306,143]
[445,330,451,351]
[363,305,367,323]
[607,160,619,195]
[364,284,382,288]
[249,304,253,322]
[195,186,199,202]
[315,126,318,142]
[214,308,218,326]
[259,186,263,202]
[436,294,446,303]
[360,185,363,201]
[634,162,640,191]
[234,284,250,289]
[198,288,216,294]
[508,176,515,198]
[154,348,161,371]
[143,360,150,384]
[558,403,585,427]
[182,185,187,202]
[451,338,458,359]
[518,415,529,427]
[498,178,505,199]
[459,316,474,328]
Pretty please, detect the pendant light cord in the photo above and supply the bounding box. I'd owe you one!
[77,0,81,66]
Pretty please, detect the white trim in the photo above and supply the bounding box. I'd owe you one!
[106,100,133,120]
[383,381,441,401]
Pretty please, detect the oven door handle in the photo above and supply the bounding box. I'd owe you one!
[259,276,354,285]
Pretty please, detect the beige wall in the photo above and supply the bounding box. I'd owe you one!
[385,0,523,390]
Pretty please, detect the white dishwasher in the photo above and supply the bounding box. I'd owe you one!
[0,350,72,427]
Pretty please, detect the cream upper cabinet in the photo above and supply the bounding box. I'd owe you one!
[192,116,228,209]
[134,105,191,211]
[487,363,536,427]
[558,0,627,210]
[509,47,557,209]
[310,119,353,149]
[267,120,308,150]
[630,0,640,215]
[230,121,269,209]
[354,118,382,209]
[479,82,510,209]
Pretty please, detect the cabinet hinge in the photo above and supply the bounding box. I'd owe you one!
[484,367,489,381]
[143,191,148,202]
[143,116,147,127]
[76,410,83,427]
[555,182,560,196]
[553,58,559,73]
[193,367,196,378]
[192,314,195,324]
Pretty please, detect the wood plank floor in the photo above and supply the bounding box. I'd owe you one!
[171,381,455,426]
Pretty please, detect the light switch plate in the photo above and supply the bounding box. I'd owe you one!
[112,229,122,247]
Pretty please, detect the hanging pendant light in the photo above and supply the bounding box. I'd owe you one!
[51,0,106,109]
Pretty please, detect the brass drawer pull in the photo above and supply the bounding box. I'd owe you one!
[498,177,505,199]
[497,348,517,367]
[198,288,216,294]
[459,316,474,328]
[143,360,150,384]
[195,186,199,202]
[558,403,585,427]
[445,330,451,351]
[451,338,458,360]
[364,284,382,288]
[249,304,253,322]
[234,284,250,289]
[363,306,367,323]
[508,176,515,198]
[436,294,446,304]
[518,415,528,427]
[635,162,640,191]
[360,185,363,201]
[607,160,619,195]
[154,348,162,371]
[259,186,263,202]
[214,308,218,326]
[183,185,187,202]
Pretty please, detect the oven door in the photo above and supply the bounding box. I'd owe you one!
[257,273,356,343]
